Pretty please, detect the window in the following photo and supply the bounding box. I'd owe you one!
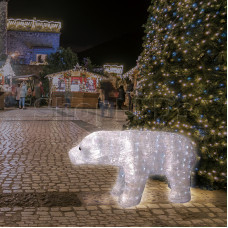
[36,54,47,64]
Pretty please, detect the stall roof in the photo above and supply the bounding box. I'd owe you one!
[123,66,138,78]
[13,75,36,79]
[45,69,105,79]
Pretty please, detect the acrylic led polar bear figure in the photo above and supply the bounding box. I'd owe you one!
[69,130,197,208]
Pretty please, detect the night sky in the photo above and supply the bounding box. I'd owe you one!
[8,0,150,71]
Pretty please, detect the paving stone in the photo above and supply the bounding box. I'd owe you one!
[168,221,177,226]
[64,212,75,217]
[192,203,205,207]
[37,211,49,215]
[210,207,224,213]
[204,203,216,207]
[158,215,169,220]
[177,220,192,226]
[208,213,216,218]
[86,206,98,210]
[188,208,201,213]
[151,209,165,215]
[202,218,214,223]
[147,204,160,209]
[50,212,63,216]
[200,208,210,212]
[217,212,227,218]
[159,204,173,208]
[60,207,73,212]
[75,211,89,215]
[0,208,11,212]
[183,203,195,207]
[138,212,152,217]
[165,209,177,214]
[212,219,225,224]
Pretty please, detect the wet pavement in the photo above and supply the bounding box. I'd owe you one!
[0,108,227,227]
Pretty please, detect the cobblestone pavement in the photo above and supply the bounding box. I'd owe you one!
[0,108,227,227]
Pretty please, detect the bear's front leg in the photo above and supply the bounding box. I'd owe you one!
[111,166,125,196]
[167,171,191,203]
[118,169,148,208]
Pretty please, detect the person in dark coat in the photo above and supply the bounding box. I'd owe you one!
[100,81,115,118]
[15,83,21,107]
[126,81,134,111]
[117,85,125,110]
[34,81,44,107]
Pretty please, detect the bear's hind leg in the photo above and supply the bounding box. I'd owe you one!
[111,166,125,196]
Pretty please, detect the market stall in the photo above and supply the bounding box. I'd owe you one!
[0,56,40,108]
[46,69,105,108]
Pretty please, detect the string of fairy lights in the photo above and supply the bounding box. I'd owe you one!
[131,0,226,187]
[7,18,61,33]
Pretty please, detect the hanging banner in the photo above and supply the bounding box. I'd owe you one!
[86,77,96,92]
[52,74,66,92]
[71,76,97,92]
[71,77,83,92]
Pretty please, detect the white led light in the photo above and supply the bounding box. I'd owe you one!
[69,130,197,208]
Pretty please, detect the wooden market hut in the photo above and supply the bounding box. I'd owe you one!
[46,69,106,109]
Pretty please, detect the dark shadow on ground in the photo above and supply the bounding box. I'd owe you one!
[0,192,82,207]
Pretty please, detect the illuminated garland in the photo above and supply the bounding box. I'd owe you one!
[7,18,61,33]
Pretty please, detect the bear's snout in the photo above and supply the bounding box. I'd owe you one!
[68,146,84,165]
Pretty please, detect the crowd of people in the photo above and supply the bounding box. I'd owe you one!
[3,78,135,112]
[5,81,44,109]
[98,79,134,118]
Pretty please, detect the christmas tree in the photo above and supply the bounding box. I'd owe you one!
[126,0,227,189]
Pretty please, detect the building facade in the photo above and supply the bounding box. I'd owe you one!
[0,0,8,57]
[0,0,61,65]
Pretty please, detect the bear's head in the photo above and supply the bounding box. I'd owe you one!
[68,132,108,165]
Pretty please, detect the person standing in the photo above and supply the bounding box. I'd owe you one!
[64,90,71,108]
[39,81,45,97]
[117,85,126,110]
[126,80,134,111]
[100,81,115,118]
[15,83,21,108]
[34,82,42,107]
[19,82,27,109]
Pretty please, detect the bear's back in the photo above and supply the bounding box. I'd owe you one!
[97,130,195,156]
[97,130,194,147]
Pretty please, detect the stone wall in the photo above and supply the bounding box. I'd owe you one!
[0,0,8,57]
[7,31,60,64]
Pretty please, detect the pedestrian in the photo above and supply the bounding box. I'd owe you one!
[40,81,45,96]
[126,80,134,111]
[117,85,126,110]
[15,83,21,108]
[34,81,43,107]
[64,90,71,108]
[100,81,115,118]
[19,82,27,109]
